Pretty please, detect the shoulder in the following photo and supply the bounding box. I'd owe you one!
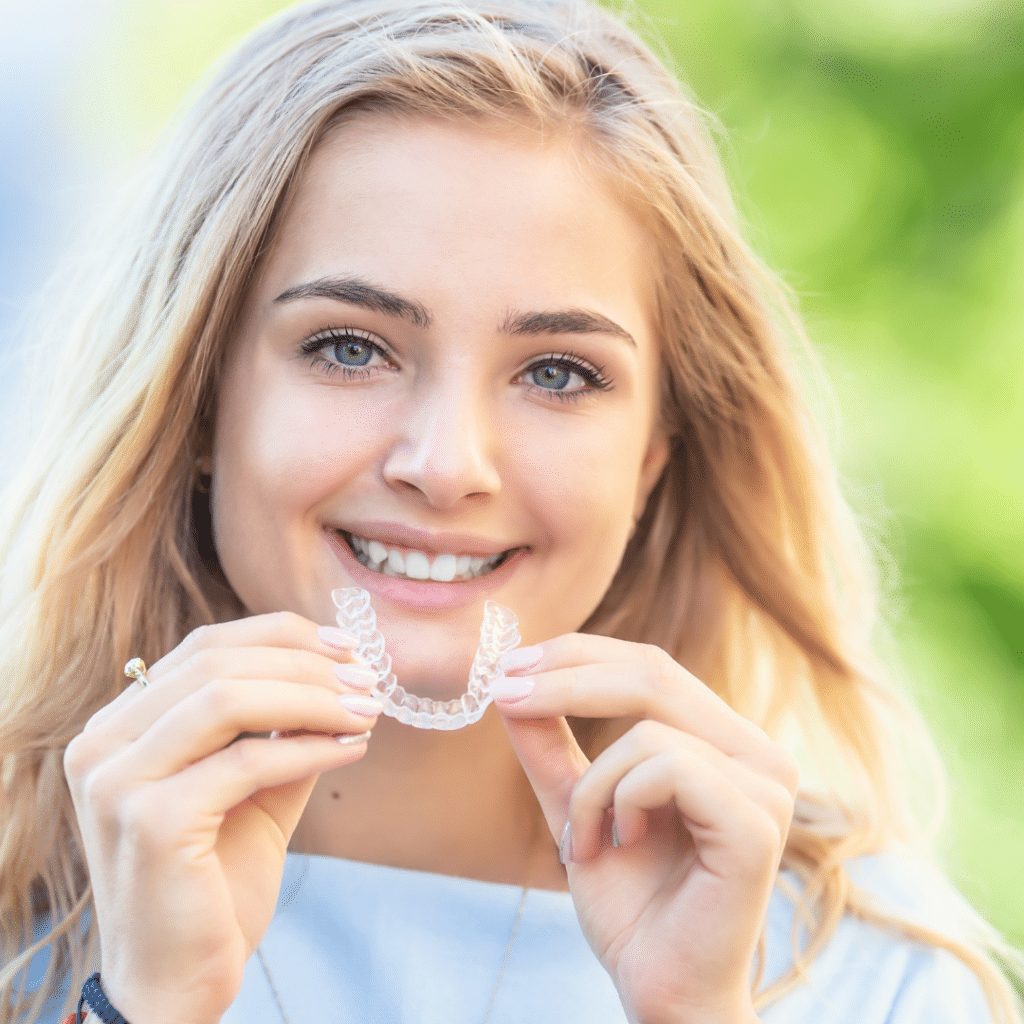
[760,852,996,1024]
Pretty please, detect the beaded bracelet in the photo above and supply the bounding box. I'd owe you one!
[62,972,133,1024]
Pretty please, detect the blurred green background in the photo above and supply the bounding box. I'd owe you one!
[54,0,1024,947]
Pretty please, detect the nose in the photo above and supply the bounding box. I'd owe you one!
[382,369,501,509]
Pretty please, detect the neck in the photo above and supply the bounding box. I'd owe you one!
[290,706,568,891]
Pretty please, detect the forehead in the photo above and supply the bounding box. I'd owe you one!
[252,112,658,329]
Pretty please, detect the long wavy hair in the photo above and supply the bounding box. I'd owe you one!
[2,1,1021,1021]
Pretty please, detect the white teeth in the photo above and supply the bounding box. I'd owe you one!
[429,553,457,582]
[345,532,515,582]
[404,550,431,580]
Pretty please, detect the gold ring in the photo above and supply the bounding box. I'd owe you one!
[124,657,150,688]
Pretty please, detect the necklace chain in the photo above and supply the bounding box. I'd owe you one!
[256,946,292,1024]
[480,881,530,1024]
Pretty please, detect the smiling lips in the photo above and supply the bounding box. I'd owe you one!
[339,530,522,583]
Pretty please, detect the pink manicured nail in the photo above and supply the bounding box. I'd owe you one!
[499,645,543,674]
[336,729,372,745]
[559,821,573,865]
[317,625,359,650]
[489,675,535,702]
[333,663,378,689]
[338,694,384,717]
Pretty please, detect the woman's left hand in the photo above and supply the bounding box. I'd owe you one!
[495,634,799,1024]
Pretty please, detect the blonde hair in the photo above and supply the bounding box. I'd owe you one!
[1,1,1020,1021]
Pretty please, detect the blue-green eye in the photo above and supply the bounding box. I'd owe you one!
[331,338,374,366]
[530,363,574,390]
[520,351,612,402]
[300,327,391,379]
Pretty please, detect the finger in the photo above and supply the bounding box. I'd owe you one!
[495,635,757,746]
[159,645,370,690]
[499,632,643,675]
[84,683,151,733]
[499,713,590,850]
[568,719,681,861]
[87,645,378,741]
[494,634,796,789]
[112,678,381,780]
[121,731,370,843]
[567,720,795,861]
[149,611,361,682]
[612,747,786,882]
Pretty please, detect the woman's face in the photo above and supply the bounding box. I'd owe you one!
[212,116,669,695]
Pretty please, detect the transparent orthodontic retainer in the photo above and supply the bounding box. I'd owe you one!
[331,587,521,731]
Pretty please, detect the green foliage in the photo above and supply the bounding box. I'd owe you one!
[637,0,1024,943]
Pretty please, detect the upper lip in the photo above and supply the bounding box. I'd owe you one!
[332,521,527,558]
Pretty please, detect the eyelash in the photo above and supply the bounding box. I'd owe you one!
[300,328,389,380]
[518,349,612,403]
[299,328,613,403]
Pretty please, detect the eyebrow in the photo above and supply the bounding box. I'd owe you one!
[274,275,635,348]
[274,276,432,329]
[501,308,636,349]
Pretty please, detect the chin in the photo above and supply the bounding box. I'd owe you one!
[382,631,480,699]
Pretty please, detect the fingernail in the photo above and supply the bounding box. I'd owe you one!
[336,729,372,745]
[338,694,383,717]
[489,675,535,703]
[333,663,378,689]
[559,821,573,865]
[611,819,620,848]
[318,625,359,650]
[499,645,543,674]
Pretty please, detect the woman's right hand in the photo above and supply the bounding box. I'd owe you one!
[63,612,380,1024]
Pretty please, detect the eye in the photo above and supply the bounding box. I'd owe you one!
[519,352,611,402]
[300,328,393,379]
[330,337,375,367]
[529,363,578,390]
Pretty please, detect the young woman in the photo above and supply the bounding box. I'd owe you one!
[1,2,1020,1022]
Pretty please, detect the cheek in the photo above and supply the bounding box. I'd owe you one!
[216,373,362,523]
[519,416,644,572]
[209,359,374,610]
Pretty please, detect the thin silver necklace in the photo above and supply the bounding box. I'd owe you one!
[480,881,530,1024]
[258,817,545,1024]
[256,946,292,1024]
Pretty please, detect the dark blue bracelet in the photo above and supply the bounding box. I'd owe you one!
[79,973,132,1024]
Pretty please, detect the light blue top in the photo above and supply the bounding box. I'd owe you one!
[23,852,994,1023]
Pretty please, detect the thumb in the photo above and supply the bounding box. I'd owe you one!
[499,712,591,844]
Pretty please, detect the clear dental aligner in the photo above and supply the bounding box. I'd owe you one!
[331,587,521,730]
